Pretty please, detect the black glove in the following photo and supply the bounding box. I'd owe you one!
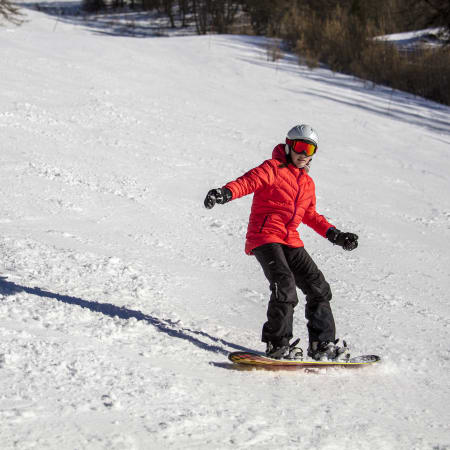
[326,227,358,251]
[204,187,232,209]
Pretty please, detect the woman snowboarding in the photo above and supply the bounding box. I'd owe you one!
[204,124,358,360]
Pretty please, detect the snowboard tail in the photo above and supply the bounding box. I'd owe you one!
[228,351,380,368]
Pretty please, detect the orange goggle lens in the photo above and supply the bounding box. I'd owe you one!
[286,139,317,156]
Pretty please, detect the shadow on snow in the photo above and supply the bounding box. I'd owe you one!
[19,1,195,38]
[0,277,253,356]
[218,49,450,136]
[20,3,450,128]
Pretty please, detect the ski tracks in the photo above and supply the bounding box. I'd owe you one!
[0,236,249,448]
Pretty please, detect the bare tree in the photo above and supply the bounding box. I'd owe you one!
[0,0,23,25]
[179,0,189,27]
[164,0,175,28]
[422,0,450,42]
[82,0,106,12]
[192,0,209,34]
[390,0,450,38]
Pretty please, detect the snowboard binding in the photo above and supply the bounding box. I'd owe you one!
[266,338,303,360]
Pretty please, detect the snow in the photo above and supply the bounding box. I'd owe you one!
[1,2,450,449]
[375,28,447,49]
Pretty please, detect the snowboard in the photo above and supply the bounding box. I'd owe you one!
[228,351,380,369]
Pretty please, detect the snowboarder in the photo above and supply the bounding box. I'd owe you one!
[204,124,358,360]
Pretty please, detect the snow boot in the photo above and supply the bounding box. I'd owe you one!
[307,339,350,361]
[266,338,303,360]
[285,338,303,360]
[266,342,289,359]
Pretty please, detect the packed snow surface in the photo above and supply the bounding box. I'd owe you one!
[1,3,450,449]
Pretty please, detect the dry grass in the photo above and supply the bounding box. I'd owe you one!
[278,5,450,105]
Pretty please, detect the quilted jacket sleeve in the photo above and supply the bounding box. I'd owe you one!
[223,160,277,200]
[302,180,334,237]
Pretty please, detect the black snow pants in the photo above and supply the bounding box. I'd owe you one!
[253,243,335,347]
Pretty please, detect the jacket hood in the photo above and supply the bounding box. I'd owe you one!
[272,144,288,162]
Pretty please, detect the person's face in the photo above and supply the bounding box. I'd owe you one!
[290,150,313,169]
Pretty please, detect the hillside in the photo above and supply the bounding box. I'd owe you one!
[1,2,450,449]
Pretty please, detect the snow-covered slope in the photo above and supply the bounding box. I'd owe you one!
[376,27,448,49]
[1,3,450,449]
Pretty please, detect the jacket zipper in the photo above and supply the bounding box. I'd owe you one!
[259,215,270,233]
[284,171,303,240]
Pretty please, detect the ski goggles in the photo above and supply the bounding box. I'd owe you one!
[286,139,317,157]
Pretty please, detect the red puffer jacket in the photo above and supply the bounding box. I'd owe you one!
[224,144,334,255]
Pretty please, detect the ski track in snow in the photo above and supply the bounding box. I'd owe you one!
[1,2,450,449]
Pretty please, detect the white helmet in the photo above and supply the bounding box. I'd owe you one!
[286,124,318,146]
[285,124,319,154]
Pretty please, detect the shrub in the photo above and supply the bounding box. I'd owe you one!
[278,4,450,105]
[0,0,23,25]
